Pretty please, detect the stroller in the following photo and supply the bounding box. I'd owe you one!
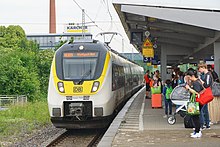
[167,84,191,125]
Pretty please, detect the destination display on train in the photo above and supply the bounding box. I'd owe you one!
[63,52,98,58]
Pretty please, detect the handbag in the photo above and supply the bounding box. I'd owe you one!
[196,81,214,105]
[211,82,220,96]
[151,86,161,94]
[187,93,200,115]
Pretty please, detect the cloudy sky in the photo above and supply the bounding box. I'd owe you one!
[0,0,137,53]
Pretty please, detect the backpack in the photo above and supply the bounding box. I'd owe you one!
[165,86,173,99]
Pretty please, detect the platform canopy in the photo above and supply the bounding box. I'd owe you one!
[113,0,220,66]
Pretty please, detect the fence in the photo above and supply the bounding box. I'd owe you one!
[0,95,27,108]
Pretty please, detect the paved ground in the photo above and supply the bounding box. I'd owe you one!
[99,88,220,147]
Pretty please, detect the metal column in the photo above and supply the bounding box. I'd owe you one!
[160,44,167,83]
[214,42,220,76]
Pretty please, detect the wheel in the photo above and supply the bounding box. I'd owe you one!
[167,116,176,125]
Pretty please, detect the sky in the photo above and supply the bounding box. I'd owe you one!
[0,0,138,53]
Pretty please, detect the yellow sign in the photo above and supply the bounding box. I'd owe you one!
[142,38,154,57]
[147,62,152,66]
[142,48,154,57]
[142,38,153,48]
[153,65,158,68]
[67,29,88,33]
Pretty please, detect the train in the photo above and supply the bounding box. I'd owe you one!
[47,39,144,129]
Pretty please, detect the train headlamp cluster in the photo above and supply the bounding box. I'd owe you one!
[57,82,65,93]
[79,45,84,50]
[91,81,100,92]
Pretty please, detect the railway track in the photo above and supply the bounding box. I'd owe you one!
[46,129,107,147]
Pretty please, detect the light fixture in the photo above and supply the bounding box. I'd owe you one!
[189,56,194,60]
[79,45,84,50]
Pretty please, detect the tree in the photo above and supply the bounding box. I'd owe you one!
[0,25,54,101]
[36,49,54,98]
[0,25,27,49]
[0,48,40,101]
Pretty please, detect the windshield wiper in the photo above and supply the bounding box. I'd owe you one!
[77,70,91,84]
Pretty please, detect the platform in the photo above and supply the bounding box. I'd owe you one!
[98,87,220,147]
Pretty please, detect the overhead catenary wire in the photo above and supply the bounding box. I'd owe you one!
[72,0,105,32]
[101,0,113,31]
[94,1,103,21]
[71,0,126,50]
[0,21,120,25]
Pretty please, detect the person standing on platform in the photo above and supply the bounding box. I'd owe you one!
[154,70,162,91]
[207,64,219,82]
[198,63,212,129]
[162,79,173,118]
[185,68,204,138]
[144,70,151,99]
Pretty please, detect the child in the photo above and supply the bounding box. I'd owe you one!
[162,79,173,118]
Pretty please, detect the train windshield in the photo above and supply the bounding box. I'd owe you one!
[63,52,98,80]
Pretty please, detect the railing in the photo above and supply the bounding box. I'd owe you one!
[0,95,27,108]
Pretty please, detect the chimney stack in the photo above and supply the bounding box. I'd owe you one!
[49,0,56,33]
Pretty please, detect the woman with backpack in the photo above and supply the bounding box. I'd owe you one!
[162,79,173,118]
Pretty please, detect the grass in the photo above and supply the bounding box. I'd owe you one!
[0,101,51,144]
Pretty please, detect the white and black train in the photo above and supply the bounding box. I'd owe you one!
[47,39,144,129]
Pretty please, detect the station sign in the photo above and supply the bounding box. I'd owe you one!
[144,55,159,65]
[143,56,149,63]
[143,56,152,63]
[65,24,88,33]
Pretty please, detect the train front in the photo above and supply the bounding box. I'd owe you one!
[47,41,113,129]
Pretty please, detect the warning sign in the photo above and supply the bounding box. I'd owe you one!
[142,38,154,57]
[142,38,153,48]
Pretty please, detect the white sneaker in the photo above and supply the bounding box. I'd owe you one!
[190,131,195,136]
[191,131,202,138]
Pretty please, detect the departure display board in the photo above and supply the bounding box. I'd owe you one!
[63,52,98,58]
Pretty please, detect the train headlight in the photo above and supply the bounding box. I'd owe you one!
[91,81,100,92]
[79,45,84,50]
[57,82,65,93]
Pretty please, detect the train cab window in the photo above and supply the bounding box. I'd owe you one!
[63,57,98,80]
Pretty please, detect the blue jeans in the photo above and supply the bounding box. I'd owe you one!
[164,98,172,115]
[200,104,210,127]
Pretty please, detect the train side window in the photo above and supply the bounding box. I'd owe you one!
[112,64,125,91]
[112,64,118,91]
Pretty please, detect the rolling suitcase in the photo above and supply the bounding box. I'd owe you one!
[151,94,162,108]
